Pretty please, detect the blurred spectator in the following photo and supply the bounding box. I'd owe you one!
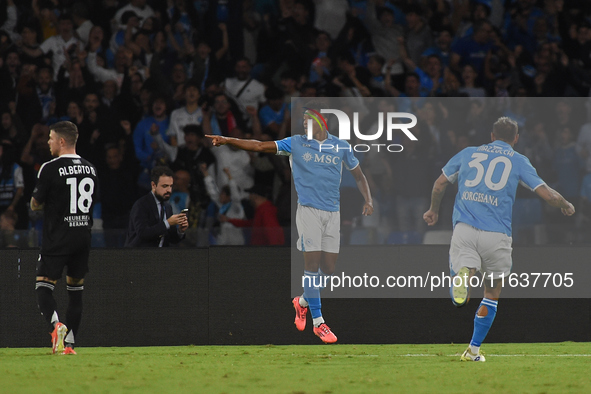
[223,184,284,246]
[87,40,134,89]
[399,38,443,97]
[577,121,591,175]
[0,209,19,247]
[1,0,17,42]
[404,4,432,66]
[0,49,20,104]
[133,94,171,191]
[259,86,288,136]
[333,51,372,97]
[167,79,203,150]
[309,31,333,86]
[314,0,349,39]
[16,65,55,131]
[114,0,155,29]
[0,141,24,217]
[21,13,81,80]
[365,0,403,74]
[170,169,191,214]
[71,2,93,46]
[223,57,265,121]
[210,127,254,198]
[189,32,228,92]
[450,20,494,75]
[16,21,45,68]
[553,126,581,201]
[361,54,384,94]
[280,70,301,102]
[169,125,216,216]
[422,27,453,67]
[0,106,27,155]
[99,144,138,247]
[202,165,245,245]
[203,93,245,137]
[458,64,486,97]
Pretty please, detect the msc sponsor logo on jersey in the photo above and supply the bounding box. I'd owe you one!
[302,152,340,165]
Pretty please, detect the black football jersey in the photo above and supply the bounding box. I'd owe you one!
[32,154,98,255]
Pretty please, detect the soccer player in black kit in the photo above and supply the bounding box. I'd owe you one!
[31,121,98,355]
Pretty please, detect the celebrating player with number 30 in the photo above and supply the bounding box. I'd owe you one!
[424,117,575,362]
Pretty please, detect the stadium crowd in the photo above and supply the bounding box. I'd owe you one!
[1,0,591,247]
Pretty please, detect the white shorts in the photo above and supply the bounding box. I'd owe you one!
[296,204,340,253]
[449,222,512,279]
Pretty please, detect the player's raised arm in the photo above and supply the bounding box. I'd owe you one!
[205,135,278,153]
[350,165,373,216]
[534,184,575,216]
[423,173,452,226]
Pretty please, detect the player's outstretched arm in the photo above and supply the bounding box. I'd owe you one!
[423,174,451,226]
[535,184,575,216]
[205,135,278,153]
[350,165,374,216]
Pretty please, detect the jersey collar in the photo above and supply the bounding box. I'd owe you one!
[491,140,513,150]
[59,154,81,158]
[303,130,333,143]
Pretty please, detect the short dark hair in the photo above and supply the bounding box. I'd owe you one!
[220,185,231,197]
[183,124,204,138]
[151,166,174,185]
[473,20,492,35]
[50,121,78,146]
[370,54,386,66]
[493,117,518,142]
[265,86,284,101]
[184,79,201,92]
[405,72,420,82]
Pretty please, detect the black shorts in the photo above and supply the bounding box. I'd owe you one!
[36,249,90,280]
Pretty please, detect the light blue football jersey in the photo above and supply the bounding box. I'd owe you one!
[442,140,545,236]
[275,132,359,212]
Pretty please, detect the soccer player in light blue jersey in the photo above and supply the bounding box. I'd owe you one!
[423,117,575,362]
[206,109,373,343]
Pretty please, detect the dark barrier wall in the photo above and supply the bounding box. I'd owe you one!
[0,247,589,347]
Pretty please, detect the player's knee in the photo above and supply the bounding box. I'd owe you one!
[477,305,488,317]
[66,276,84,286]
[36,276,57,285]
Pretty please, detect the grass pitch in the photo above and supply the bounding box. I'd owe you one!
[1,343,589,393]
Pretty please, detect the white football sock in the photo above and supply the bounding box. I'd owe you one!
[470,345,480,355]
[299,295,308,308]
[51,311,59,327]
[312,317,325,327]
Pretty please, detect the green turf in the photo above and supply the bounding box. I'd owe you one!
[1,343,589,393]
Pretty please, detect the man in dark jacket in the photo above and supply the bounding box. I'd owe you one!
[125,166,188,247]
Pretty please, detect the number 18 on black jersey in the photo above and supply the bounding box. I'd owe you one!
[32,154,98,255]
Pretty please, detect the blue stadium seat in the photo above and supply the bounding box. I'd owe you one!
[350,228,370,245]
[386,231,423,245]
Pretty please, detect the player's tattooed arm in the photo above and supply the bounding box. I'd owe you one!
[30,196,44,211]
[424,174,451,226]
[351,165,374,216]
[535,184,575,216]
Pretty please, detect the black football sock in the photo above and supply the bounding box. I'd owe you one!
[65,283,84,346]
[36,281,58,332]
